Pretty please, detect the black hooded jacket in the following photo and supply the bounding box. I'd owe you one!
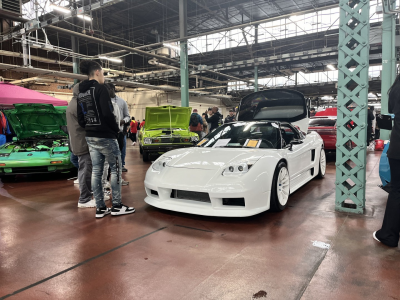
[77,80,119,139]
[205,111,222,131]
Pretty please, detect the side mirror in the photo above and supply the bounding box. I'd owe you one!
[286,139,303,151]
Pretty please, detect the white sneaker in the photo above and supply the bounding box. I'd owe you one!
[104,193,110,201]
[78,199,96,208]
[121,179,129,186]
[133,142,136,146]
[74,179,79,184]
[373,231,381,243]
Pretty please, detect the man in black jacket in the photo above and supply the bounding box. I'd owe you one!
[205,106,222,132]
[77,60,135,218]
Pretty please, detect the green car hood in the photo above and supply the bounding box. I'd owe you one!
[145,106,192,131]
[3,104,68,140]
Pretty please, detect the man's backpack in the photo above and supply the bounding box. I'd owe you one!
[190,114,199,127]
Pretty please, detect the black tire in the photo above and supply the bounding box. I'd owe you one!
[139,145,143,154]
[270,161,290,212]
[143,151,149,162]
[316,148,326,179]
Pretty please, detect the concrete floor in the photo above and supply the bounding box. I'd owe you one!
[0,146,399,300]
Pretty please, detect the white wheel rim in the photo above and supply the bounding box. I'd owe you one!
[277,167,290,206]
[320,149,326,175]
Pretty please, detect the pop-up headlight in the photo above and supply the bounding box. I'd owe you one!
[144,138,153,144]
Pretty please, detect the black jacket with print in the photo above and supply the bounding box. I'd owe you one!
[77,80,119,139]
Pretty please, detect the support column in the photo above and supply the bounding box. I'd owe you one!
[254,66,258,92]
[381,0,396,140]
[22,34,28,67]
[179,0,189,107]
[335,0,370,214]
[71,36,79,84]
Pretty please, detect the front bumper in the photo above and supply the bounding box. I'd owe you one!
[144,167,271,217]
[0,156,74,175]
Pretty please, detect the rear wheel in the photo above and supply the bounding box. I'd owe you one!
[316,148,326,179]
[270,161,290,212]
[143,151,149,162]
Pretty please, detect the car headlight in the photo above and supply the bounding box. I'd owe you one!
[0,153,10,157]
[144,137,152,144]
[191,136,199,142]
[152,156,172,171]
[222,162,254,176]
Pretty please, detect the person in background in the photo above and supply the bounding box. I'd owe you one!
[67,83,109,208]
[189,109,203,138]
[140,119,145,128]
[310,107,316,117]
[107,83,130,173]
[207,108,212,133]
[70,153,79,184]
[102,84,129,188]
[374,74,400,247]
[201,113,208,138]
[224,109,236,123]
[77,60,134,218]
[205,106,222,132]
[367,106,375,145]
[130,117,138,146]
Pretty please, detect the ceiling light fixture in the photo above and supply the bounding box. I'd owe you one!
[77,15,92,22]
[327,64,336,70]
[98,56,123,63]
[50,4,71,14]
[163,43,181,52]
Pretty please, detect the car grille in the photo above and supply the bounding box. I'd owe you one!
[5,166,51,173]
[160,137,182,143]
[171,189,211,203]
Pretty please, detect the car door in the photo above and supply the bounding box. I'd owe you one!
[281,123,314,187]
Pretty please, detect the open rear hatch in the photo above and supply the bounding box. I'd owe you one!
[237,89,309,132]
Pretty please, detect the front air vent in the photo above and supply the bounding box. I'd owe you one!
[150,190,159,196]
[171,189,211,203]
[222,198,245,207]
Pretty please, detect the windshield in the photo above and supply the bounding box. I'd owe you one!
[198,122,280,149]
[309,118,336,127]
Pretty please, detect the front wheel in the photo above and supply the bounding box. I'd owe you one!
[270,161,290,212]
[316,148,326,179]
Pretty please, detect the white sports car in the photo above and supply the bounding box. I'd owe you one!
[144,89,326,217]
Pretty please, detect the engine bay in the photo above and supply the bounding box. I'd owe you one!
[2,139,69,152]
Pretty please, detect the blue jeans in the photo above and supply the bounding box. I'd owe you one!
[122,135,127,167]
[86,137,122,208]
[70,153,79,169]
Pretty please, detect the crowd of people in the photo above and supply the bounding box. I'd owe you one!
[188,107,236,137]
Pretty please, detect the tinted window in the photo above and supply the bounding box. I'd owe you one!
[199,122,280,149]
[237,89,307,122]
[309,118,336,127]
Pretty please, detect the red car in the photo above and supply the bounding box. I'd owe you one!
[308,108,337,150]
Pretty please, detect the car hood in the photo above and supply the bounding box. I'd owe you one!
[3,104,68,140]
[145,106,192,131]
[163,147,264,170]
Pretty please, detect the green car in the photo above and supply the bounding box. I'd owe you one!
[138,105,199,161]
[0,104,74,175]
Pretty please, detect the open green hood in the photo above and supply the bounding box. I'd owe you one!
[3,104,68,140]
[144,106,192,131]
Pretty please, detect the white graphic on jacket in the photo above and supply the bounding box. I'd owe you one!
[77,88,101,126]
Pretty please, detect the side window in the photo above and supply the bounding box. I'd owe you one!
[280,125,300,146]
